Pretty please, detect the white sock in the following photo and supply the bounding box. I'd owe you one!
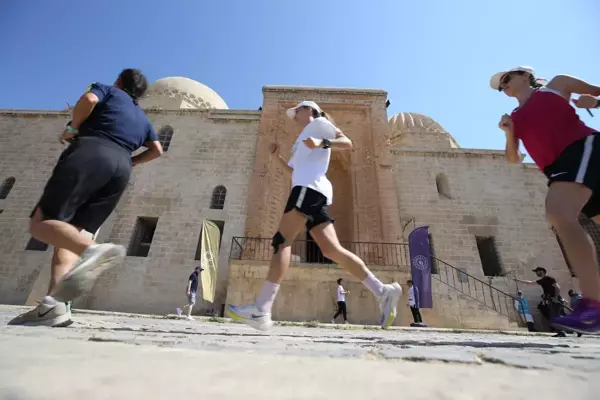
[255,281,280,313]
[362,274,386,297]
[42,295,57,306]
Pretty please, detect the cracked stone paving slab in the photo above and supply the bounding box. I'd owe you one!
[0,306,599,399]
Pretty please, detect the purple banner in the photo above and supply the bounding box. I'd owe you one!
[408,226,433,308]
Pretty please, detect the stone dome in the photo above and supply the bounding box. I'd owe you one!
[388,112,459,149]
[139,77,228,110]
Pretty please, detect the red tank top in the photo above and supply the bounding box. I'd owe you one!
[510,88,596,170]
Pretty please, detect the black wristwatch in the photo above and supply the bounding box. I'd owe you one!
[321,138,331,149]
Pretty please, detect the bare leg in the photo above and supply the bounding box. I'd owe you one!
[48,247,81,295]
[546,182,600,301]
[309,222,370,282]
[30,208,94,256]
[310,222,401,328]
[265,209,308,284]
[186,303,194,317]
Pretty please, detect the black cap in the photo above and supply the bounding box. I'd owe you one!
[532,267,546,273]
[195,266,204,271]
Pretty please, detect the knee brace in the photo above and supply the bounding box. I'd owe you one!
[271,231,286,254]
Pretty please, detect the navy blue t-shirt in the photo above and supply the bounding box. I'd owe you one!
[189,272,199,293]
[78,82,157,153]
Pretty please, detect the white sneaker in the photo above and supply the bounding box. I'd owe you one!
[50,243,126,302]
[378,283,402,329]
[8,296,72,327]
[331,319,336,324]
[186,316,194,321]
[226,303,273,331]
[344,321,350,325]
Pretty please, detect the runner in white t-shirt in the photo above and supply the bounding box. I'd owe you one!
[227,101,402,331]
[331,278,349,324]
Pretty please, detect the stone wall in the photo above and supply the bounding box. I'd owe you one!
[226,260,519,330]
[392,147,576,326]
[0,110,259,315]
[244,86,402,244]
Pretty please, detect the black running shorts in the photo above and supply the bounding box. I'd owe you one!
[544,133,600,218]
[31,136,132,233]
[284,186,334,231]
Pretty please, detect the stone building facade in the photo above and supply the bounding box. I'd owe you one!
[0,76,576,329]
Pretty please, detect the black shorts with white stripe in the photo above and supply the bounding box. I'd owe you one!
[284,186,334,231]
[544,132,600,218]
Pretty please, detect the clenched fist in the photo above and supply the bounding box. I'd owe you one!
[498,114,513,132]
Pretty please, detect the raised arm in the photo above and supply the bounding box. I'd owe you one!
[547,74,600,100]
[514,278,538,286]
[498,114,522,164]
[329,129,353,151]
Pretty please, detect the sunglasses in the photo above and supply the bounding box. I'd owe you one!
[499,71,525,90]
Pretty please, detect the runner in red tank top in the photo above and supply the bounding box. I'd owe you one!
[490,66,600,334]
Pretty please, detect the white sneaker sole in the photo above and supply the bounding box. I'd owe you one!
[226,305,273,331]
[51,245,125,302]
[381,283,402,329]
[11,312,73,328]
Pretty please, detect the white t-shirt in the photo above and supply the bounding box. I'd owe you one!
[408,286,416,307]
[337,285,346,302]
[288,117,337,205]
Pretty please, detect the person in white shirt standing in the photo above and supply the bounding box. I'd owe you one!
[407,280,423,324]
[331,278,349,324]
[227,101,402,331]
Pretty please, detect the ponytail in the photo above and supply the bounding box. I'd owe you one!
[529,75,544,89]
[311,108,336,125]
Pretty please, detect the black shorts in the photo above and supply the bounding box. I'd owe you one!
[31,136,132,233]
[284,186,334,231]
[544,133,600,218]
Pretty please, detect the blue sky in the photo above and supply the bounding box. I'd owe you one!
[1,0,599,153]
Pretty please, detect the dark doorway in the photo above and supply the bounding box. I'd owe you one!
[306,229,333,264]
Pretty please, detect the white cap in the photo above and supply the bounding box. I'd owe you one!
[286,100,322,120]
[489,66,535,90]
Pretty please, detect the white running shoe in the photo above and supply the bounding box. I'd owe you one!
[186,316,194,321]
[50,243,125,302]
[331,319,336,324]
[378,283,402,329]
[226,303,273,331]
[8,296,72,327]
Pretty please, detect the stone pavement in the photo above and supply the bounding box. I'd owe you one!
[0,306,599,400]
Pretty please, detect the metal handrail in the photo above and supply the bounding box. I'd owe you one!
[229,236,526,323]
[431,256,524,321]
[229,236,411,266]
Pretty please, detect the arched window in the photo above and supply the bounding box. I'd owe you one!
[0,177,16,199]
[210,186,227,210]
[158,125,174,151]
[435,173,451,199]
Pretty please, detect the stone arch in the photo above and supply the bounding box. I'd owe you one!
[0,177,16,199]
[158,125,174,151]
[210,185,227,210]
[436,173,451,198]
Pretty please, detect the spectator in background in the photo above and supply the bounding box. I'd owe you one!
[407,280,423,325]
[514,290,536,332]
[515,267,566,337]
[331,278,349,324]
[569,289,582,310]
[176,266,203,320]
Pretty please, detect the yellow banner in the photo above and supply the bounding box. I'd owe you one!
[200,220,220,303]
